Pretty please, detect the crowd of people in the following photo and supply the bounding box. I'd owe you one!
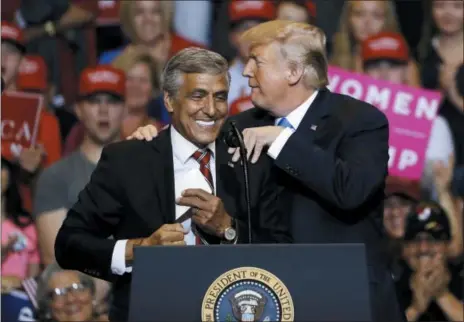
[1,0,463,321]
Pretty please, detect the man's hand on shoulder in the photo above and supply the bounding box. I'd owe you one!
[126,124,160,141]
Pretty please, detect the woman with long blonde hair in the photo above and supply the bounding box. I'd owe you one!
[331,0,420,86]
[100,1,204,71]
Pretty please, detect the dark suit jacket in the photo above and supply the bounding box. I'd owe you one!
[232,88,405,322]
[54,127,291,321]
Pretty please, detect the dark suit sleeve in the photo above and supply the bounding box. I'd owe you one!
[55,146,124,281]
[248,161,292,243]
[274,106,389,210]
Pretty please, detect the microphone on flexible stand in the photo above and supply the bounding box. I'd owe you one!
[223,121,252,244]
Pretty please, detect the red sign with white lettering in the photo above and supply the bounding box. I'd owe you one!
[1,91,43,161]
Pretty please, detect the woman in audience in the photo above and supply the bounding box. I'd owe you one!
[1,158,40,293]
[100,1,204,71]
[99,1,172,67]
[331,0,420,86]
[419,0,463,91]
[115,54,164,138]
[37,263,105,321]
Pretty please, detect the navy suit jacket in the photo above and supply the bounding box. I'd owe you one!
[231,88,405,322]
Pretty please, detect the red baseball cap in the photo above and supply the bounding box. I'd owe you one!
[361,32,409,63]
[1,21,25,53]
[229,0,276,24]
[17,55,48,92]
[79,65,125,99]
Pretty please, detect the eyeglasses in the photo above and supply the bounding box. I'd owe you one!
[48,283,89,300]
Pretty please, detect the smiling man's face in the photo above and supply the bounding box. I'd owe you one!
[165,72,229,147]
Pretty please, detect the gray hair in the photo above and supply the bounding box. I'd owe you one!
[161,47,231,98]
[37,262,96,320]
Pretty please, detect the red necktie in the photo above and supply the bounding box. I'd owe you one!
[192,149,214,193]
[192,149,214,245]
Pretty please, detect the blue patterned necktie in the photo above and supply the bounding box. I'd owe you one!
[277,117,294,129]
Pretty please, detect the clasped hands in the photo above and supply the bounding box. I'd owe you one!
[408,260,451,317]
[142,189,232,246]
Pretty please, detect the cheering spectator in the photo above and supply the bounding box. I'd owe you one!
[331,1,420,87]
[227,0,275,105]
[360,31,455,198]
[397,201,463,322]
[1,158,40,293]
[33,66,125,309]
[36,263,106,321]
[16,55,63,170]
[2,26,61,212]
[1,21,25,92]
[419,0,463,91]
[65,54,164,152]
[275,0,316,24]
[34,65,124,265]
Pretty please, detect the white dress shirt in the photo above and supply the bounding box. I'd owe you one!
[268,90,319,159]
[111,126,216,275]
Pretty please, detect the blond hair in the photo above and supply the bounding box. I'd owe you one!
[119,1,174,43]
[331,0,400,70]
[241,20,328,88]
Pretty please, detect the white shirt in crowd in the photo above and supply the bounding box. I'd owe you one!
[111,127,216,275]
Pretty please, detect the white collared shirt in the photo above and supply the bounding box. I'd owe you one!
[110,126,216,275]
[267,90,319,159]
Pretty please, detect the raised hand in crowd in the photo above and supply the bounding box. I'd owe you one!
[18,145,45,175]
[433,154,463,257]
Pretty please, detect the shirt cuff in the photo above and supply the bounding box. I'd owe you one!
[111,240,132,275]
[267,128,295,159]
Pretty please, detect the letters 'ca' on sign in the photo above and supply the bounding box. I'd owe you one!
[201,267,294,322]
[1,91,43,160]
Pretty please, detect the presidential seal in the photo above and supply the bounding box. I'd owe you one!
[201,267,294,322]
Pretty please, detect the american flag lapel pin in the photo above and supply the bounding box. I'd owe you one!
[310,124,318,131]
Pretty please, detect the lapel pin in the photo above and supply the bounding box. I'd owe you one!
[310,125,317,131]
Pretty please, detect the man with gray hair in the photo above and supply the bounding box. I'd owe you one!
[54,47,291,321]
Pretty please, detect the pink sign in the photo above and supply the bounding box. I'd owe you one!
[327,66,442,180]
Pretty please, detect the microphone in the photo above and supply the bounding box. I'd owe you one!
[223,121,253,244]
